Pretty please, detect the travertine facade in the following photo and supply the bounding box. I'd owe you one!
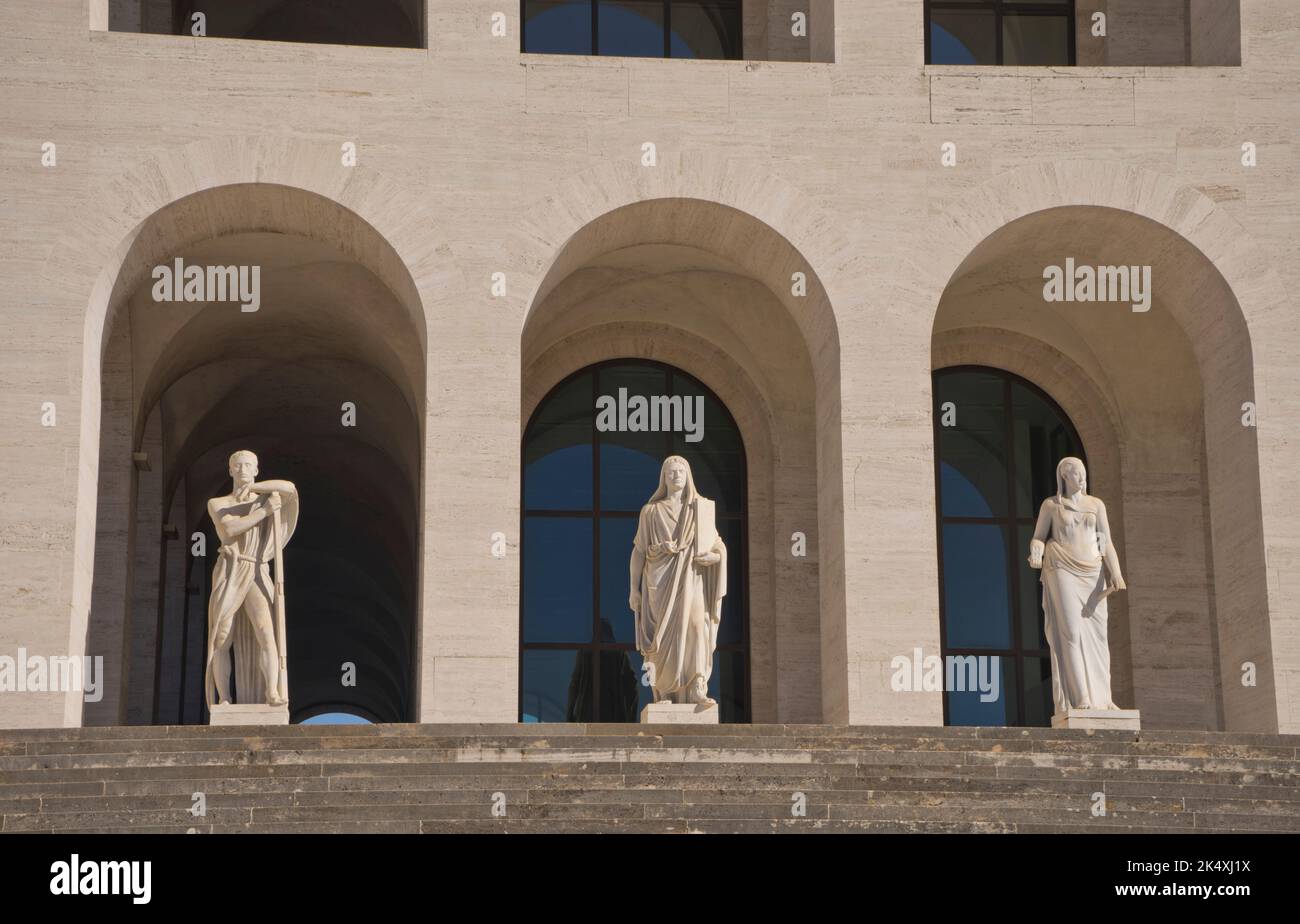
[0,1,1295,734]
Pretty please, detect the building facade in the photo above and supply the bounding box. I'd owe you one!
[0,1,1296,735]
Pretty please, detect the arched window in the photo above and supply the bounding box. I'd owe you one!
[521,360,749,722]
[932,367,1085,726]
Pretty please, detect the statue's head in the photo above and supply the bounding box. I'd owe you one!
[1056,456,1087,498]
[664,456,690,493]
[228,449,259,488]
[651,455,697,503]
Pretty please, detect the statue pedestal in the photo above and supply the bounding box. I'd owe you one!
[209,703,290,726]
[1051,708,1140,731]
[640,703,719,724]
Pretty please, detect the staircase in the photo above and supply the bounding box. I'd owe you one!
[2,724,1298,833]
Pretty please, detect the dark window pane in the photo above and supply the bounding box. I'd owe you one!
[930,9,997,65]
[598,0,664,57]
[670,1,741,59]
[1003,14,1071,66]
[936,371,1009,517]
[523,517,592,642]
[1011,381,1082,516]
[670,377,744,514]
[1022,655,1053,726]
[599,515,639,643]
[947,657,1016,726]
[942,523,1011,649]
[598,364,669,510]
[600,650,650,720]
[1018,523,1048,651]
[712,649,748,724]
[522,650,592,722]
[524,0,594,54]
[525,371,592,510]
[715,516,744,646]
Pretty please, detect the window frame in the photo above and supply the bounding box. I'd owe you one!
[931,365,1087,726]
[521,0,743,60]
[924,0,1076,66]
[519,359,751,723]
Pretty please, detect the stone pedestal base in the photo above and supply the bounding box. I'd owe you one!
[209,703,290,726]
[640,702,719,724]
[1051,708,1141,731]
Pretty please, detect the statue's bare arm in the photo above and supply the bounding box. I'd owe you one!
[247,479,297,496]
[1028,499,1052,568]
[208,497,270,544]
[629,544,645,612]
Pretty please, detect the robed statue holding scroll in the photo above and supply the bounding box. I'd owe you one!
[629,456,727,706]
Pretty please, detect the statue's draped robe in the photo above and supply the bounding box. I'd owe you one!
[1039,496,1116,714]
[632,497,726,699]
[204,493,298,707]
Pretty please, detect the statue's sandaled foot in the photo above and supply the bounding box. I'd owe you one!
[687,677,716,706]
[267,695,288,707]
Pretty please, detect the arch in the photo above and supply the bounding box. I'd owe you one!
[926,164,1285,731]
[520,358,751,722]
[53,137,464,725]
[517,170,849,721]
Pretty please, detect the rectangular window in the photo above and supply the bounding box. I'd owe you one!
[925,1,1074,66]
[106,0,426,49]
[522,0,741,59]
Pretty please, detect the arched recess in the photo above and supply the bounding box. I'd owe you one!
[45,137,462,729]
[930,201,1270,731]
[81,183,427,725]
[521,359,750,723]
[521,197,844,723]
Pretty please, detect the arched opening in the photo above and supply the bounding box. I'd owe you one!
[521,197,844,723]
[931,205,1268,731]
[84,184,426,726]
[933,366,1086,726]
[521,359,749,722]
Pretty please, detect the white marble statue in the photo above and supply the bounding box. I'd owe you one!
[1028,456,1127,716]
[629,456,727,706]
[203,450,299,710]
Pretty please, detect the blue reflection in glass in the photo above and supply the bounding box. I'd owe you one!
[522,650,588,722]
[942,523,1011,649]
[600,442,662,511]
[599,516,640,642]
[931,24,978,65]
[599,2,663,57]
[524,1,593,54]
[525,444,592,510]
[940,461,995,518]
[524,517,592,643]
[946,657,1014,726]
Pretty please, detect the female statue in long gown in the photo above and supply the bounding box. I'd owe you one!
[629,456,727,706]
[1028,457,1127,715]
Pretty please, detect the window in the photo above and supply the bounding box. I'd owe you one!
[932,367,1085,726]
[926,1,1074,65]
[108,1,426,49]
[522,0,741,59]
[521,360,749,722]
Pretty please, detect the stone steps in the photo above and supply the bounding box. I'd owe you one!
[2,723,1298,833]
